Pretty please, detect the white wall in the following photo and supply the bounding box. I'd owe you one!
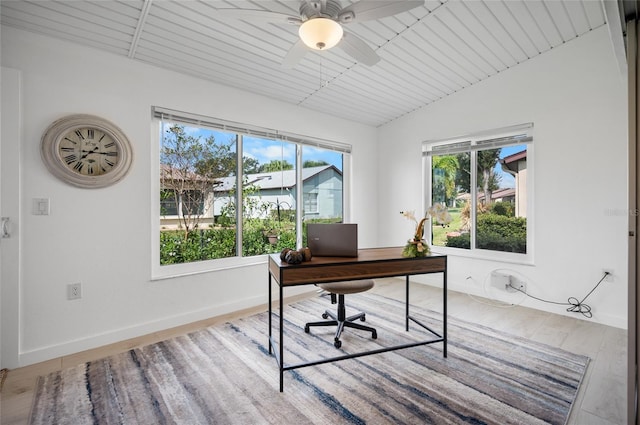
[0,27,378,367]
[378,25,628,328]
[1,22,628,368]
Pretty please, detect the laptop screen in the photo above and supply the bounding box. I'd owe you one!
[306,223,358,257]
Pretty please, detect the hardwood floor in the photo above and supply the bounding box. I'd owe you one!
[0,279,627,424]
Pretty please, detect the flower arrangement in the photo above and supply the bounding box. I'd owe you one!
[400,204,452,258]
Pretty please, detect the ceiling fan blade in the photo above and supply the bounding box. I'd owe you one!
[282,39,309,68]
[338,31,380,66]
[217,8,301,25]
[340,1,424,22]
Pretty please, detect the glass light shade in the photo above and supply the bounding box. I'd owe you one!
[298,18,343,50]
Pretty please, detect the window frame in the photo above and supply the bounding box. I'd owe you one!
[422,123,534,265]
[151,107,351,280]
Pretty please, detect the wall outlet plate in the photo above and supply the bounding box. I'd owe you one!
[67,283,81,300]
[506,280,526,293]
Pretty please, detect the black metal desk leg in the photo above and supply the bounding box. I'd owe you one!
[268,273,272,354]
[279,284,284,392]
[405,275,410,331]
[443,266,448,358]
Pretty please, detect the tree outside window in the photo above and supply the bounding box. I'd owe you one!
[426,124,531,256]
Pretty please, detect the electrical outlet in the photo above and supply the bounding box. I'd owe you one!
[67,283,81,300]
[491,272,511,290]
[603,269,614,282]
[506,279,526,293]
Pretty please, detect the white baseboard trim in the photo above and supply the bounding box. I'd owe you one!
[18,287,315,367]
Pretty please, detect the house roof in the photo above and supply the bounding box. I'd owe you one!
[500,149,527,173]
[214,165,342,192]
[456,187,515,202]
[502,150,527,164]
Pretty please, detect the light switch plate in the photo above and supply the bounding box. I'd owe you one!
[32,198,50,215]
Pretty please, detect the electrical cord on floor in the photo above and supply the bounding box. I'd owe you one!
[507,272,610,319]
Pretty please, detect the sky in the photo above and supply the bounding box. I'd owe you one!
[166,122,524,183]
[166,123,343,171]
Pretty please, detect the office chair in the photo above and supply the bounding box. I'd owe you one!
[304,279,377,348]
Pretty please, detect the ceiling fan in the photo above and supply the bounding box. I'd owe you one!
[218,0,424,67]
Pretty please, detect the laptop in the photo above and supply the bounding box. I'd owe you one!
[306,223,358,257]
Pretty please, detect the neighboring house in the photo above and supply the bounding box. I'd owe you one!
[160,165,343,228]
[500,150,527,218]
[160,164,221,229]
[488,187,516,204]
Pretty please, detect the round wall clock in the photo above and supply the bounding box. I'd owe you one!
[41,114,133,188]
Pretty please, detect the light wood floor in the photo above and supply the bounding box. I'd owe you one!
[0,279,627,425]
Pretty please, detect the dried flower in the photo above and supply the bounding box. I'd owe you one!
[400,203,451,257]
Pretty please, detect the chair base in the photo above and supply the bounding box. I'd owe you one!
[304,294,377,349]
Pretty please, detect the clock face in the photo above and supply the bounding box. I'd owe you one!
[58,127,120,177]
[41,114,133,188]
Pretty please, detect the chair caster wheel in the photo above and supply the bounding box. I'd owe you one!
[360,315,366,322]
[304,325,310,333]
[322,313,329,319]
[334,339,342,349]
[372,331,377,339]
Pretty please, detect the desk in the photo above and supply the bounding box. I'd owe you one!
[268,247,447,392]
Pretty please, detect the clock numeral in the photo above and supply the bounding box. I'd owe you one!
[104,151,118,157]
[60,147,75,152]
[98,134,106,142]
[73,161,84,172]
[74,130,85,140]
[64,154,78,164]
[87,164,94,175]
[64,137,77,144]
[104,141,115,148]
[87,129,94,139]
[105,159,115,167]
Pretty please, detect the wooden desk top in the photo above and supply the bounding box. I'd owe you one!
[269,247,446,286]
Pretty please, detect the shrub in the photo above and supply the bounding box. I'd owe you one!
[160,216,343,264]
[489,201,514,217]
[445,233,470,249]
[476,214,526,253]
[444,213,526,253]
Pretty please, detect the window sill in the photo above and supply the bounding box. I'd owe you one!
[430,246,534,266]
[151,255,268,281]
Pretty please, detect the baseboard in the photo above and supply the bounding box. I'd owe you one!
[18,287,315,367]
[396,275,628,330]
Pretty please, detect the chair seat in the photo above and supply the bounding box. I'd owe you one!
[318,279,374,295]
[307,279,377,349]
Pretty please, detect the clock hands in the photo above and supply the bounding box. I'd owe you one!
[81,149,117,158]
[80,147,98,159]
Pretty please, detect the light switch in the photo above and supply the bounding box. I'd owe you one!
[33,198,50,215]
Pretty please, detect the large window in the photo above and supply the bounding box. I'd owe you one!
[424,123,532,261]
[153,107,349,276]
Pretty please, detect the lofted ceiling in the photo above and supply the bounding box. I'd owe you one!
[1,0,607,127]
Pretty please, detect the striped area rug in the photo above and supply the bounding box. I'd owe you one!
[30,293,589,424]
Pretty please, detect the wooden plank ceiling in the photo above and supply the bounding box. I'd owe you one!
[1,0,607,127]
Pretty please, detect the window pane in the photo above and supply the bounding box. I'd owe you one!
[241,137,297,256]
[475,145,527,253]
[431,153,470,249]
[302,146,344,246]
[160,123,237,264]
[157,114,349,267]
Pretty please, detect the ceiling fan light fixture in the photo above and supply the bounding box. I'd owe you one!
[298,18,343,50]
